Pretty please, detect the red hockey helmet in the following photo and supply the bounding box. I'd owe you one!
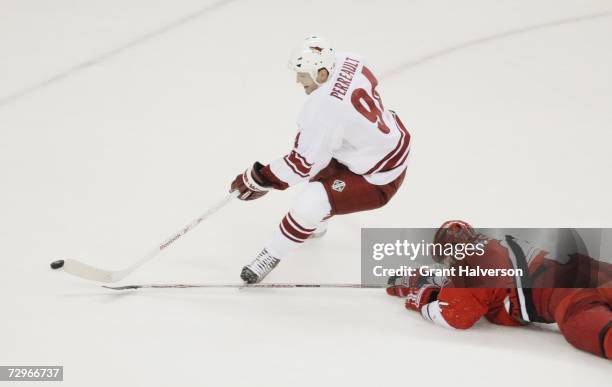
[432,220,477,263]
[434,220,477,245]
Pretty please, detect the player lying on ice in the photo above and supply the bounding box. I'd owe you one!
[387,221,612,359]
[229,36,411,283]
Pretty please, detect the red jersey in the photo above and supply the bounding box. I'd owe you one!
[420,235,611,329]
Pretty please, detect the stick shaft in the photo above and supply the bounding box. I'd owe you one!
[104,283,387,290]
[62,191,238,283]
[122,191,238,277]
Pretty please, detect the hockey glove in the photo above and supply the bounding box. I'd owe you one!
[386,267,447,297]
[231,162,271,201]
[404,284,440,312]
[386,275,415,297]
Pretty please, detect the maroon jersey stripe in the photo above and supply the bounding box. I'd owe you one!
[365,112,410,175]
[378,114,411,172]
[283,155,309,177]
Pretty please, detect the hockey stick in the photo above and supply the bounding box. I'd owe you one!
[58,191,239,283]
[103,283,388,290]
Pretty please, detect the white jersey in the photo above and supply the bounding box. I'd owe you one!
[269,53,411,186]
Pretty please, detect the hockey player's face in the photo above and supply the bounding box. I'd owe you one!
[296,72,317,95]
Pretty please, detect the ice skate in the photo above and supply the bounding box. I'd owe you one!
[240,249,280,284]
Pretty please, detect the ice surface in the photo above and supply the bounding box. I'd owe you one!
[1,0,611,385]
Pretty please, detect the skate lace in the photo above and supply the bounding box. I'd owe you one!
[250,250,279,275]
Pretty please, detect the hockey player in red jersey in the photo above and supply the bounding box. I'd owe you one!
[387,221,612,359]
[230,36,410,283]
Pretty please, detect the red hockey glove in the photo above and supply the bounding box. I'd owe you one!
[386,275,419,297]
[231,162,271,201]
[386,267,445,297]
[404,284,440,312]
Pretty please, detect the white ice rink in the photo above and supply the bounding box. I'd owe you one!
[2,0,612,385]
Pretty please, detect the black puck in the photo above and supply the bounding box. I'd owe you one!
[50,259,65,270]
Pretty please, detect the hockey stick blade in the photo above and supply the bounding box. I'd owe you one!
[57,192,238,283]
[62,259,118,283]
[103,283,388,290]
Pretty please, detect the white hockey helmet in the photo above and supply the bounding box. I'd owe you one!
[288,35,335,85]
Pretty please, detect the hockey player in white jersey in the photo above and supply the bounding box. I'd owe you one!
[230,36,411,283]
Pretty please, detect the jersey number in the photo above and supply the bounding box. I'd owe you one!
[350,67,391,134]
